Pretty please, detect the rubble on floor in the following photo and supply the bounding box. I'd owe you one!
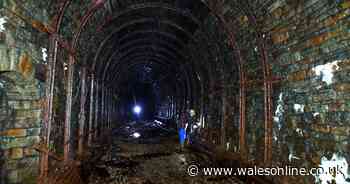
[86,120,244,184]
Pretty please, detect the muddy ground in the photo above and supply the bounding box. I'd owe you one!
[85,120,243,184]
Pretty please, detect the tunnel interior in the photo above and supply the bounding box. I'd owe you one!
[94,0,217,126]
[0,0,350,184]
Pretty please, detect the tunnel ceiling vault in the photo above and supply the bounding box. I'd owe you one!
[46,0,245,119]
[93,18,200,86]
[53,0,246,116]
[70,0,222,110]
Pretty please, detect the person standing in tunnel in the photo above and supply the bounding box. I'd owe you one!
[187,109,196,145]
[179,110,189,152]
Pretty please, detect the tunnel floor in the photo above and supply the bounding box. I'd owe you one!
[84,120,243,184]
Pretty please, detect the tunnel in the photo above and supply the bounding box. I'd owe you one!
[0,0,350,184]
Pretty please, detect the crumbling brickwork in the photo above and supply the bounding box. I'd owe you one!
[0,1,48,183]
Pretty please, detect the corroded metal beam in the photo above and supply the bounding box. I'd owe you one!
[205,0,248,161]
[88,73,95,146]
[78,66,87,156]
[247,14,273,166]
[62,0,107,163]
[40,34,58,179]
[101,83,105,137]
[94,79,100,139]
[92,18,197,73]
[40,0,72,179]
[63,54,74,163]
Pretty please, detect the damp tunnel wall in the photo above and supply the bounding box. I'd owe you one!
[0,0,350,184]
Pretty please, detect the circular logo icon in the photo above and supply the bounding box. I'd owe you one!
[187,164,199,177]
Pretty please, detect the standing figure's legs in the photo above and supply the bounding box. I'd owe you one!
[179,128,186,152]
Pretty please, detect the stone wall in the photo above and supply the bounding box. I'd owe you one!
[207,0,350,183]
[265,0,350,183]
[0,1,48,183]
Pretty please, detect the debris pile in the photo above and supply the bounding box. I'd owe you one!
[85,120,244,184]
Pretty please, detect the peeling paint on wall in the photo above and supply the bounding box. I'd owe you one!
[273,93,284,130]
[312,60,340,85]
[0,17,7,32]
[41,48,47,62]
[294,104,305,113]
[313,112,320,117]
[314,153,350,184]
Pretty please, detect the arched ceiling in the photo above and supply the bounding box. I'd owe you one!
[88,1,209,89]
[56,0,248,111]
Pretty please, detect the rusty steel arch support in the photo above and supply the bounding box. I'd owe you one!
[88,73,95,147]
[78,66,87,157]
[40,0,73,180]
[246,14,273,166]
[39,0,273,180]
[110,58,175,78]
[229,2,277,165]
[107,46,187,81]
[107,39,186,65]
[40,34,58,180]
[222,21,247,161]
[204,1,247,161]
[63,0,106,164]
[185,45,211,129]
[107,49,184,82]
[109,56,189,112]
[102,34,186,82]
[101,43,198,107]
[95,2,202,35]
[92,18,197,76]
[94,29,191,73]
[102,52,177,85]
[104,55,187,105]
[100,83,105,138]
[63,54,74,162]
[88,5,207,121]
[100,45,203,117]
[94,79,100,139]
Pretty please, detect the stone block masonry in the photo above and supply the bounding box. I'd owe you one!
[0,1,48,183]
[262,0,350,183]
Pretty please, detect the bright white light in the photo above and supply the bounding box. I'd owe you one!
[185,123,189,130]
[133,105,141,114]
[200,114,206,128]
[132,132,141,138]
[64,63,68,71]
[41,48,48,62]
[296,128,303,136]
[288,148,300,162]
[273,135,278,141]
[154,120,163,125]
[313,60,340,85]
[313,112,320,117]
[273,93,284,127]
[294,104,305,113]
[226,142,230,151]
[0,17,7,32]
[314,153,349,184]
[288,154,300,162]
